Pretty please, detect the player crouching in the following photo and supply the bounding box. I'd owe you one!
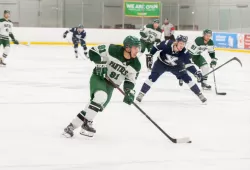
[136,35,207,103]
[63,36,141,138]
[63,24,88,58]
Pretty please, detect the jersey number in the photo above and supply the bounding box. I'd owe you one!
[110,72,120,80]
[191,45,196,50]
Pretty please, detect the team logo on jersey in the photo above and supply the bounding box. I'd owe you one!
[109,61,128,75]
[164,54,178,66]
[198,46,208,51]
[148,30,157,37]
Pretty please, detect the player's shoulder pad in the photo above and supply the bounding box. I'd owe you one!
[146,24,153,29]
[108,44,123,57]
[208,39,214,45]
[167,39,174,46]
[0,18,7,22]
[130,57,141,72]
[156,26,162,33]
[194,36,203,45]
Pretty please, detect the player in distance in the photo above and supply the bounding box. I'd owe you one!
[63,24,88,58]
[139,19,162,70]
[136,35,207,103]
[0,10,19,66]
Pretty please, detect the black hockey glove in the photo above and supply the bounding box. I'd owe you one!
[13,39,19,45]
[146,54,153,70]
[63,30,69,38]
[195,71,203,83]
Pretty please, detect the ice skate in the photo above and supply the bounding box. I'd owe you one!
[62,123,75,138]
[201,82,211,90]
[136,92,145,102]
[197,93,207,103]
[80,119,96,137]
[0,58,6,66]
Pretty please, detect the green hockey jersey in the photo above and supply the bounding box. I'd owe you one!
[0,18,13,40]
[140,24,162,43]
[89,44,141,89]
[188,36,215,58]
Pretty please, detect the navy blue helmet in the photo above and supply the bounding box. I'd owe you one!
[78,24,84,29]
[176,35,188,43]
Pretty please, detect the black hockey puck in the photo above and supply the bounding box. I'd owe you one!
[188,141,192,143]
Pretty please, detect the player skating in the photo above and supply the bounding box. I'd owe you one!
[139,19,162,70]
[63,36,141,138]
[0,10,19,66]
[136,35,207,103]
[186,29,217,90]
[63,24,88,58]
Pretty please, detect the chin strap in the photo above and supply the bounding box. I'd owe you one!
[125,47,132,59]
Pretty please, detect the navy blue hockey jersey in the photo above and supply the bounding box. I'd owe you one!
[150,40,197,74]
[69,27,86,40]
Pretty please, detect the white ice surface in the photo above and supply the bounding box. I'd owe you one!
[0,45,249,170]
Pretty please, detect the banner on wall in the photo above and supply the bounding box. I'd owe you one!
[124,1,161,17]
[213,33,238,48]
[244,34,250,49]
[237,34,245,49]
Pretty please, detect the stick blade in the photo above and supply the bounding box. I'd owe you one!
[175,137,192,144]
[233,57,243,67]
[217,92,227,95]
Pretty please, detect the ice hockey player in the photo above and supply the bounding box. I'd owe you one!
[187,29,217,90]
[139,19,162,70]
[136,35,207,103]
[0,10,19,66]
[63,24,87,58]
[63,36,141,138]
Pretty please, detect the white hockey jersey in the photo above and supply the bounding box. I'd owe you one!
[0,18,13,40]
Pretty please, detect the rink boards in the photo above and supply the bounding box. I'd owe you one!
[11,27,250,53]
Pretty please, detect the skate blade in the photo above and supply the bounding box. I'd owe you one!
[80,130,94,137]
[201,100,207,105]
[202,87,212,90]
[61,132,73,138]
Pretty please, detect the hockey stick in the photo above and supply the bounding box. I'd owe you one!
[203,57,242,77]
[212,68,226,95]
[106,77,191,144]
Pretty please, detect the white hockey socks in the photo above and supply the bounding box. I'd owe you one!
[1,46,10,61]
[72,91,107,128]
[200,64,210,83]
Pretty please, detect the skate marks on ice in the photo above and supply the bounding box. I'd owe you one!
[1,158,250,170]
[0,46,250,170]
